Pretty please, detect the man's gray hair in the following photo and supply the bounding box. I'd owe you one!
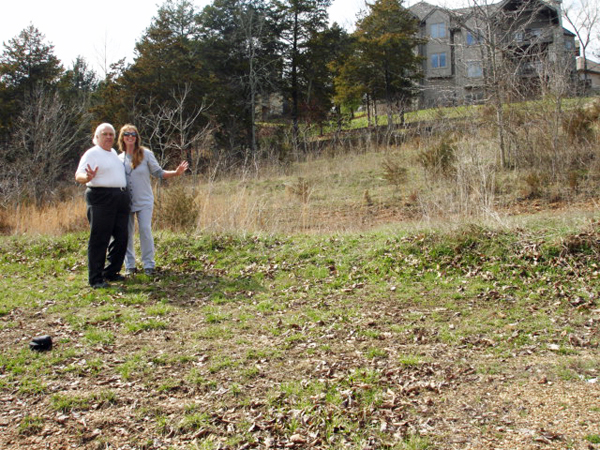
[92,123,115,146]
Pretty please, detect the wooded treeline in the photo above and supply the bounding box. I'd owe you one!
[0,0,423,205]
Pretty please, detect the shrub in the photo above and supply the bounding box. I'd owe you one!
[285,177,311,203]
[381,157,408,189]
[418,138,457,179]
[522,171,548,199]
[154,182,198,232]
[562,107,596,144]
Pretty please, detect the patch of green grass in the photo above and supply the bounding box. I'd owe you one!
[157,378,181,392]
[284,332,306,347]
[146,303,172,316]
[125,318,168,333]
[193,325,234,340]
[121,293,152,306]
[18,415,44,435]
[359,329,381,339]
[84,328,115,345]
[398,434,432,449]
[155,415,170,435]
[365,347,388,359]
[208,356,234,374]
[177,412,211,432]
[242,366,260,379]
[203,306,231,324]
[245,347,282,361]
[185,368,217,390]
[18,376,47,395]
[399,354,423,366]
[586,434,600,444]
[255,299,279,313]
[51,393,91,412]
[115,354,150,381]
[50,390,118,412]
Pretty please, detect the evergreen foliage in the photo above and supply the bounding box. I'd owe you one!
[352,0,424,125]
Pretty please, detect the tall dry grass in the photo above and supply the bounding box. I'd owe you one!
[3,97,600,236]
[3,197,88,235]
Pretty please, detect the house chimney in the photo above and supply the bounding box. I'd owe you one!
[549,0,565,61]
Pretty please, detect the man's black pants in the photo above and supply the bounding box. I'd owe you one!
[85,187,130,286]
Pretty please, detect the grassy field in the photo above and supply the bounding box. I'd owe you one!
[0,218,599,449]
[1,96,599,449]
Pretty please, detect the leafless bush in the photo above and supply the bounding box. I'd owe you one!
[137,83,212,172]
[381,157,408,190]
[6,87,91,206]
[285,177,311,203]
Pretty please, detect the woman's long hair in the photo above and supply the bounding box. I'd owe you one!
[117,124,145,169]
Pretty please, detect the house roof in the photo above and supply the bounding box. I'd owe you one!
[408,1,438,20]
[409,0,559,20]
[408,0,574,37]
[577,57,600,74]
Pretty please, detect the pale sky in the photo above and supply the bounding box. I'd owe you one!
[0,0,371,76]
[1,0,589,77]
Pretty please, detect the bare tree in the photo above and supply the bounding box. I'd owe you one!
[5,87,91,205]
[563,0,600,92]
[457,0,576,167]
[138,83,213,175]
[236,3,283,159]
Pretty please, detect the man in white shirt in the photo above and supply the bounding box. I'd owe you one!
[75,123,130,288]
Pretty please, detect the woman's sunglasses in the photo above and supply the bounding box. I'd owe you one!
[123,132,137,137]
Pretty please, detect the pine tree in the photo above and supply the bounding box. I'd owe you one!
[275,0,332,146]
[353,0,424,126]
[121,0,208,123]
[0,24,63,139]
[198,0,283,154]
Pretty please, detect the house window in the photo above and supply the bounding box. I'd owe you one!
[467,61,483,78]
[466,31,482,45]
[431,52,447,68]
[530,28,542,39]
[431,23,446,39]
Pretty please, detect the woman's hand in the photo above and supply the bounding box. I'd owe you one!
[175,161,189,176]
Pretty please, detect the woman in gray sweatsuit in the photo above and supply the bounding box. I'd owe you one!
[117,124,188,275]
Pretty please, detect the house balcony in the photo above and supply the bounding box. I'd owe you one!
[504,28,554,48]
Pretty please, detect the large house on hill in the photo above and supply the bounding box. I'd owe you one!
[408,0,579,107]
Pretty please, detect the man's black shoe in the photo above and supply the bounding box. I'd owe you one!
[91,281,110,289]
[105,274,126,282]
